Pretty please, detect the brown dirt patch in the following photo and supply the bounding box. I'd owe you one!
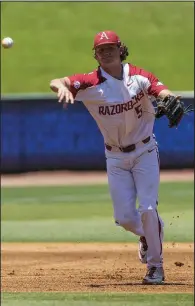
[1,169,194,187]
[1,243,194,293]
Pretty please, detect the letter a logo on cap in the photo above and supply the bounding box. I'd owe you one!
[100,32,109,40]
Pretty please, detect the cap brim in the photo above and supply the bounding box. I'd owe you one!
[93,41,117,50]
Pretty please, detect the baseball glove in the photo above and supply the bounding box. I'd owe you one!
[155,95,194,128]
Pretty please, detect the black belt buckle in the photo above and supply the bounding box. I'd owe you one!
[119,144,136,153]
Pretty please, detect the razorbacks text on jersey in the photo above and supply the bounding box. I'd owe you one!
[68,63,167,147]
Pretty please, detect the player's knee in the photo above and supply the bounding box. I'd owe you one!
[139,201,158,214]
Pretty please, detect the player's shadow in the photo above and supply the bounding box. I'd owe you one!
[89,282,187,288]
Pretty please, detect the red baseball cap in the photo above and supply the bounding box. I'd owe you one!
[93,30,121,49]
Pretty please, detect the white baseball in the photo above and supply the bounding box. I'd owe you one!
[1,37,14,49]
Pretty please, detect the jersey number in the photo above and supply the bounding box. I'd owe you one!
[135,104,143,118]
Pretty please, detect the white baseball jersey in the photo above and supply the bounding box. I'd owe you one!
[68,63,168,147]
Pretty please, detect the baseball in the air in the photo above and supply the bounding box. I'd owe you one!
[1,37,14,49]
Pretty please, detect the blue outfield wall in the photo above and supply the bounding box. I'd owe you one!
[1,95,194,173]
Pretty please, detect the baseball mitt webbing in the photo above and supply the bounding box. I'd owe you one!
[155,95,194,128]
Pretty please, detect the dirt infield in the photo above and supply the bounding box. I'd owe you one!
[2,171,194,293]
[1,169,194,187]
[2,243,194,293]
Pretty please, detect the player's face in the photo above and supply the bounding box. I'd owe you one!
[95,44,121,65]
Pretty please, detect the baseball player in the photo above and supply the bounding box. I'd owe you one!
[50,30,188,284]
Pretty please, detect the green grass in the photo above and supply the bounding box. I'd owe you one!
[1,293,194,306]
[1,182,194,242]
[1,2,194,94]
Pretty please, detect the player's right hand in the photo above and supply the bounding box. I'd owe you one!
[57,85,74,105]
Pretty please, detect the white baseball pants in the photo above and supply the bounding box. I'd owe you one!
[106,138,164,268]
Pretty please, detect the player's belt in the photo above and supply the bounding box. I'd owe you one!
[105,136,151,153]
